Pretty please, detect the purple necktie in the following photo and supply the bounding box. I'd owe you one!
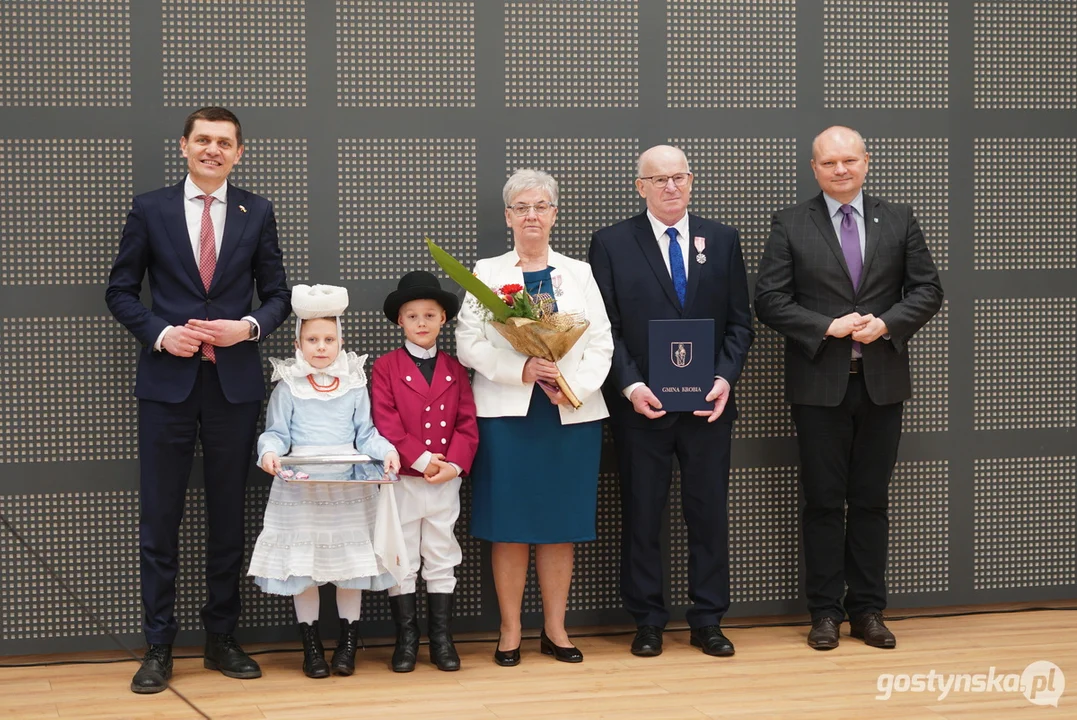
[839,204,862,355]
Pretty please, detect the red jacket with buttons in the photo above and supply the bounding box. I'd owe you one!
[370,347,479,478]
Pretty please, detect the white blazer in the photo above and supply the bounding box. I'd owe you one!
[455,248,613,425]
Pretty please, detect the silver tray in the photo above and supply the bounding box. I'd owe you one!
[276,454,399,484]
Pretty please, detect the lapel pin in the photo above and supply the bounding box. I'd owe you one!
[239,204,247,213]
[873,217,878,223]
[693,236,707,264]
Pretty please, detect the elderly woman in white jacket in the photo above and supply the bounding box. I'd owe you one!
[457,169,613,666]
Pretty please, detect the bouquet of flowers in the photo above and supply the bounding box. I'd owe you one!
[427,239,589,409]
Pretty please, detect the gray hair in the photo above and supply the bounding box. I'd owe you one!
[503,168,559,207]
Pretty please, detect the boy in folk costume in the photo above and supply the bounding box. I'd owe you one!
[371,271,479,672]
[248,284,406,678]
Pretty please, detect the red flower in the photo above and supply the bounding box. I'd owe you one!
[500,283,524,295]
[502,294,515,306]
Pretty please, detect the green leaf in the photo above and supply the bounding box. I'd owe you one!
[426,238,510,322]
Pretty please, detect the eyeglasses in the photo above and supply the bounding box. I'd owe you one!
[507,202,556,217]
[638,173,692,188]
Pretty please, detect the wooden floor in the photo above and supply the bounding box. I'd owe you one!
[2,604,1074,719]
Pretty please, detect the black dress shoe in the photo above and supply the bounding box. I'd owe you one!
[807,617,840,650]
[850,612,896,649]
[540,630,583,663]
[493,634,521,667]
[630,625,663,657]
[690,626,735,657]
[203,632,262,679]
[131,644,172,694]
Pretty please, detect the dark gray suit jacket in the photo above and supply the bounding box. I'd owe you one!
[754,192,943,407]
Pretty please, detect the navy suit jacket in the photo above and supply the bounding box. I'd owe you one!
[106,181,290,404]
[589,212,754,428]
[754,192,943,407]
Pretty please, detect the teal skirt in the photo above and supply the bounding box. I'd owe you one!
[470,386,601,543]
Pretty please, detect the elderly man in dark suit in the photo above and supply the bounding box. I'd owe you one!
[106,107,290,692]
[755,126,942,650]
[589,145,753,658]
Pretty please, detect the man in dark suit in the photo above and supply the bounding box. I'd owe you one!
[589,145,753,657]
[106,107,290,692]
[755,126,942,650]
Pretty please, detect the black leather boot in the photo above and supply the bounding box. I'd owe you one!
[427,592,460,672]
[389,593,420,673]
[330,618,362,676]
[131,644,173,694]
[298,621,330,678]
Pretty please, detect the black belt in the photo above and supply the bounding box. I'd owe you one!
[850,358,862,374]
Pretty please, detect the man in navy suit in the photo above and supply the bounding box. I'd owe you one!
[589,145,753,658]
[106,107,290,693]
[755,126,942,651]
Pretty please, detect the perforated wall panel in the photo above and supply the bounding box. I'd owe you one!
[162,0,306,107]
[903,300,948,433]
[888,460,949,594]
[505,1,639,108]
[0,140,133,285]
[339,138,478,280]
[336,0,475,107]
[973,298,1077,431]
[1,317,137,463]
[667,0,796,108]
[866,137,950,270]
[974,2,1077,110]
[974,138,1077,270]
[974,456,1077,591]
[823,0,949,109]
[0,0,131,107]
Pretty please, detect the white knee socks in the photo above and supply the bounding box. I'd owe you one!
[336,588,362,622]
[293,585,320,625]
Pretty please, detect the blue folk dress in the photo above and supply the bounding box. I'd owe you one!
[469,267,602,543]
[247,353,399,595]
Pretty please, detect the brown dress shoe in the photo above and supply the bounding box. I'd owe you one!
[850,613,896,648]
[807,617,840,650]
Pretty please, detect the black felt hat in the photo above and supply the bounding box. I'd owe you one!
[383,270,461,323]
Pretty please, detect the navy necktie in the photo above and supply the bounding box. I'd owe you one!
[667,227,687,307]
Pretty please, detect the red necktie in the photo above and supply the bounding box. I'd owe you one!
[196,194,217,362]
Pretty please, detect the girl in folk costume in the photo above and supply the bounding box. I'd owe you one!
[370,271,479,672]
[248,284,406,678]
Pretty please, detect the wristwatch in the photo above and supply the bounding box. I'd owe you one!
[246,319,258,339]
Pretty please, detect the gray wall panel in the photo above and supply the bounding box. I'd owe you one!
[1,0,1075,655]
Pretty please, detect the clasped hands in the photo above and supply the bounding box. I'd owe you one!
[423,453,459,484]
[260,450,402,482]
[629,377,731,423]
[161,319,250,357]
[827,312,888,344]
[522,357,572,407]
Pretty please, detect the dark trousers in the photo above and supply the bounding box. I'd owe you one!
[138,362,261,644]
[791,371,903,622]
[612,415,732,629]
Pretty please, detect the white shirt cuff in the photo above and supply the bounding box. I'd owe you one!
[411,451,433,473]
[623,381,645,400]
[154,326,172,352]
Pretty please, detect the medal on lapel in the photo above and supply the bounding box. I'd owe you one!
[694,236,707,264]
[551,270,564,297]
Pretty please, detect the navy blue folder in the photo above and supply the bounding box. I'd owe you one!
[648,319,715,412]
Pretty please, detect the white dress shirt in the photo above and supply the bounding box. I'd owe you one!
[154,175,259,350]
